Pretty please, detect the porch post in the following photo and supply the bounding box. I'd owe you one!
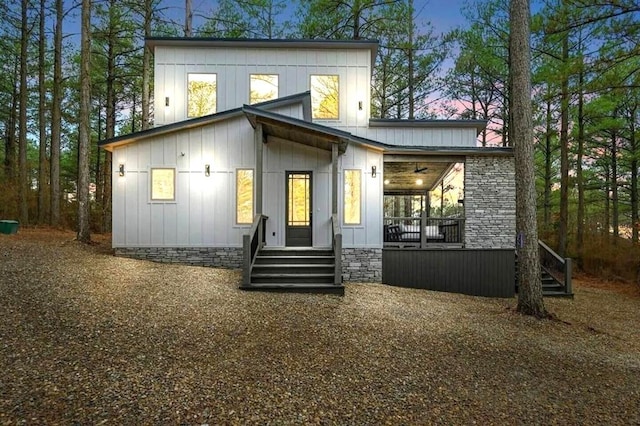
[332,143,338,215]
[255,122,263,215]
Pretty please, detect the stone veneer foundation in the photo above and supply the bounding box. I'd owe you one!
[464,155,516,249]
[114,247,244,268]
[341,248,382,282]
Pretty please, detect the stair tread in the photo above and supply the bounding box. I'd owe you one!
[253,264,334,268]
[251,273,335,277]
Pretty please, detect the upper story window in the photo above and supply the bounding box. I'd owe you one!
[188,73,217,118]
[250,74,278,104]
[310,75,339,120]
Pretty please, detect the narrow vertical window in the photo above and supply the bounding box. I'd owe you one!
[188,73,217,117]
[237,169,254,224]
[150,168,176,201]
[250,74,278,104]
[344,169,361,225]
[310,75,339,119]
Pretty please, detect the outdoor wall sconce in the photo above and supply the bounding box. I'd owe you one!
[416,178,423,186]
[205,164,210,177]
[371,165,377,177]
[358,101,363,111]
[384,179,390,185]
[165,96,170,107]
[118,164,125,177]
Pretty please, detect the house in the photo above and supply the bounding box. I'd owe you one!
[99,38,517,297]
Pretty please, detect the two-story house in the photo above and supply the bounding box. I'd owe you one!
[99,38,517,297]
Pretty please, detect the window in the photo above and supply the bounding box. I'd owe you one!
[250,74,278,104]
[344,169,361,225]
[188,73,217,117]
[311,75,339,119]
[150,168,176,201]
[236,169,254,224]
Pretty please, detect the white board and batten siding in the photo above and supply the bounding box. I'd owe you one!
[112,115,256,248]
[154,46,372,130]
[354,126,479,148]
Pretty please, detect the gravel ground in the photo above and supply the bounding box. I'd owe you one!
[1,229,639,425]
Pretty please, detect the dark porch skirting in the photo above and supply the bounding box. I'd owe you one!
[382,248,515,298]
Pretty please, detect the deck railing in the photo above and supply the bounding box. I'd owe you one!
[242,214,268,286]
[383,216,464,247]
[538,240,572,294]
[331,214,342,285]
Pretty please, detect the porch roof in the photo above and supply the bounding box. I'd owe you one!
[242,105,382,155]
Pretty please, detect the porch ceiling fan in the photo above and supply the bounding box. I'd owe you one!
[414,163,428,173]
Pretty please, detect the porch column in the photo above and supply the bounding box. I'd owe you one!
[332,143,338,215]
[255,122,263,215]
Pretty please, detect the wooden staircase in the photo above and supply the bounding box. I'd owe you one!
[515,241,573,298]
[241,248,345,295]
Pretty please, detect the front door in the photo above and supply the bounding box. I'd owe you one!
[286,171,312,246]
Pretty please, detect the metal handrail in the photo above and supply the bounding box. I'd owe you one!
[242,214,268,286]
[538,240,572,294]
[331,214,342,285]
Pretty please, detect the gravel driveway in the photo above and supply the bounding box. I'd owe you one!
[1,230,639,424]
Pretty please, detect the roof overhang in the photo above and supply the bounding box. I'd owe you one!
[242,105,352,154]
[146,37,379,69]
[98,92,311,151]
[369,118,488,136]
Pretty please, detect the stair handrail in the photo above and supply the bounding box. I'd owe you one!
[538,240,572,295]
[331,214,342,285]
[243,214,268,286]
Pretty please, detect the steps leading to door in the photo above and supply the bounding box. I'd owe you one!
[241,248,344,295]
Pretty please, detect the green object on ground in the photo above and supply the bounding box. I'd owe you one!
[0,220,19,235]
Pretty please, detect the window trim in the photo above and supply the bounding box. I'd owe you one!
[343,169,362,226]
[249,73,279,105]
[149,167,177,203]
[310,74,340,120]
[236,168,255,225]
[187,72,217,118]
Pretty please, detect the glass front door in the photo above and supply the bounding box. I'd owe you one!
[285,171,312,246]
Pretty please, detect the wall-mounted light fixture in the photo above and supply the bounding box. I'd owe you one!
[371,165,377,178]
[358,101,363,111]
[416,178,423,186]
[384,179,390,185]
[205,164,210,177]
[118,164,125,177]
[165,96,170,107]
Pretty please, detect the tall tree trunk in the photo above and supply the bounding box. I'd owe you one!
[576,56,585,260]
[5,62,19,204]
[50,0,63,227]
[185,0,192,36]
[543,93,552,232]
[18,0,30,226]
[557,31,570,257]
[77,0,92,243]
[510,0,547,317]
[102,0,116,233]
[38,0,48,224]
[611,122,619,241]
[141,0,153,130]
[407,0,415,119]
[631,112,638,244]
[604,160,610,235]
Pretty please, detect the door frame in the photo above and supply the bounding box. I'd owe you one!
[285,171,313,247]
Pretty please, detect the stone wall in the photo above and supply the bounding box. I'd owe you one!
[114,247,244,268]
[342,248,382,282]
[464,155,516,249]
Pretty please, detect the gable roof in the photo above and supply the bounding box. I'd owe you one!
[98,92,311,151]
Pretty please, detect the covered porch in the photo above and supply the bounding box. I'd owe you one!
[383,153,465,248]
